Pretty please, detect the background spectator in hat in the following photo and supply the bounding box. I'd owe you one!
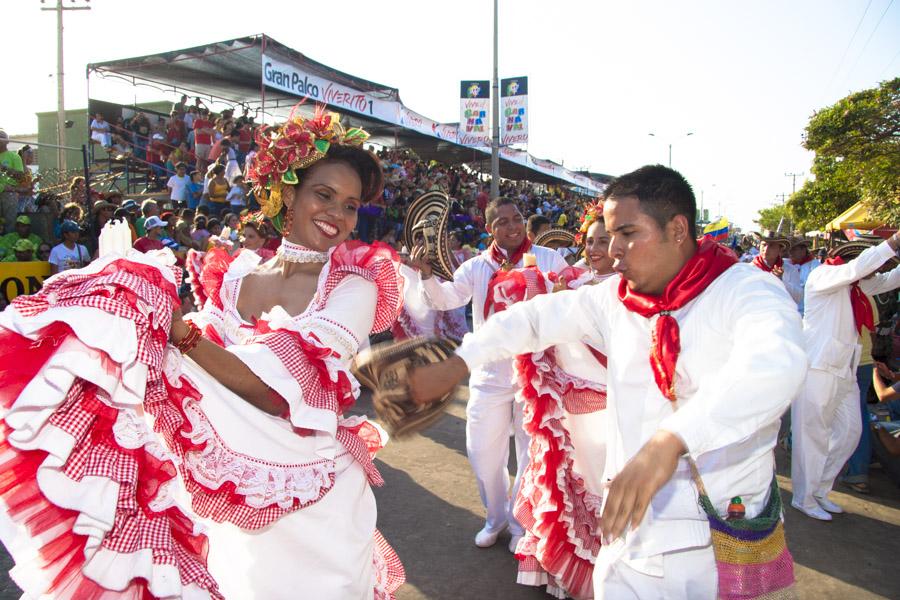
[0,215,43,260]
[54,202,84,239]
[1,239,37,262]
[48,220,89,274]
[90,113,112,148]
[90,200,117,236]
[0,129,25,234]
[133,215,167,253]
[167,162,191,207]
[135,199,160,237]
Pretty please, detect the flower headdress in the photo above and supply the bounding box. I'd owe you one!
[247,104,370,229]
[575,200,603,245]
[239,210,266,231]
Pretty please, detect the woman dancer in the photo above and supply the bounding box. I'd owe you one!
[0,107,405,599]
[512,202,614,599]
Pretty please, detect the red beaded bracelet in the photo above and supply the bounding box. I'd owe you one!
[176,321,202,354]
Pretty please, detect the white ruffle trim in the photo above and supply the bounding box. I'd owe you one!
[0,305,212,598]
[179,397,336,510]
[518,352,604,564]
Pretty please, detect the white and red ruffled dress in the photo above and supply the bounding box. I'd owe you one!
[0,240,406,599]
[490,265,610,600]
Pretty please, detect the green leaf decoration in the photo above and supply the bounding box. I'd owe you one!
[282,171,299,185]
[314,139,331,155]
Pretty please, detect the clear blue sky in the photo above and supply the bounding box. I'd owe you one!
[4,0,898,230]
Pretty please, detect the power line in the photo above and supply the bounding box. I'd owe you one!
[822,0,873,100]
[879,46,900,78]
[845,0,895,82]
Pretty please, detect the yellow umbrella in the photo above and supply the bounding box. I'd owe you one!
[824,201,881,231]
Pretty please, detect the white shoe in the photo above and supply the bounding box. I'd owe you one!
[791,501,832,521]
[815,496,844,514]
[474,524,507,548]
[508,534,523,554]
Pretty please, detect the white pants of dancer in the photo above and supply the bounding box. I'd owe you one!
[466,381,530,536]
[791,368,861,510]
[595,545,717,599]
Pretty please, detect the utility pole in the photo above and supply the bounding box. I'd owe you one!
[41,0,91,172]
[785,172,804,195]
[490,0,500,199]
[775,193,789,204]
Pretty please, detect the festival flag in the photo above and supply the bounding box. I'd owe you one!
[500,76,528,145]
[459,80,491,147]
[703,218,730,242]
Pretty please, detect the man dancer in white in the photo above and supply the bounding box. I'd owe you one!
[409,196,568,551]
[406,165,807,598]
[782,236,820,315]
[791,232,900,520]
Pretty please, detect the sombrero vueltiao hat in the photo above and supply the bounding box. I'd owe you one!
[533,228,577,249]
[789,235,811,249]
[829,234,899,267]
[752,229,791,250]
[403,191,458,281]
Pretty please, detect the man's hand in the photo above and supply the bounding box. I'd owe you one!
[408,355,468,405]
[875,361,898,382]
[601,430,686,543]
[888,232,900,253]
[406,243,433,279]
[772,265,784,279]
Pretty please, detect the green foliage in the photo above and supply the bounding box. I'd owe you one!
[755,203,790,231]
[757,77,899,231]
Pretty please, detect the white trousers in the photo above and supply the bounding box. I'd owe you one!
[466,381,530,535]
[791,368,861,510]
[595,544,717,599]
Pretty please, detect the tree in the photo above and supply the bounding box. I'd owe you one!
[755,203,790,232]
[756,77,899,231]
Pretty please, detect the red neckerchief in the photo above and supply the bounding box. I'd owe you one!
[617,239,738,401]
[752,254,783,272]
[825,256,875,335]
[484,237,533,319]
[792,253,814,267]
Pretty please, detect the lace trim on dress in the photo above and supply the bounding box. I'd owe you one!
[179,397,336,510]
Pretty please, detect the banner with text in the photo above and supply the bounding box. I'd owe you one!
[262,54,399,123]
[0,262,51,305]
[500,77,528,145]
[459,80,491,147]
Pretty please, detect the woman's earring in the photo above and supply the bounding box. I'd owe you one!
[282,207,294,237]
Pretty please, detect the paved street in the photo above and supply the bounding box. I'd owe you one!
[1,387,899,599]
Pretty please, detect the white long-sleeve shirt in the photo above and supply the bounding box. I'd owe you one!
[455,263,807,558]
[419,244,568,389]
[802,241,900,379]
[782,258,820,314]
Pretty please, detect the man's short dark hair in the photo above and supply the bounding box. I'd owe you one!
[526,214,551,235]
[485,196,518,225]
[603,165,697,239]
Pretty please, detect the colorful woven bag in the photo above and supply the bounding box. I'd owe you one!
[689,462,797,599]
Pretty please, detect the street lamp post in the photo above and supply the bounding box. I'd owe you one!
[490,0,500,200]
[648,131,694,168]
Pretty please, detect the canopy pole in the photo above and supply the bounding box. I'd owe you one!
[260,34,267,126]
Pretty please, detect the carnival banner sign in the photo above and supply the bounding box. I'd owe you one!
[0,261,50,304]
[500,77,528,145]
[459,80,491,147]
[262,54,399,123]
